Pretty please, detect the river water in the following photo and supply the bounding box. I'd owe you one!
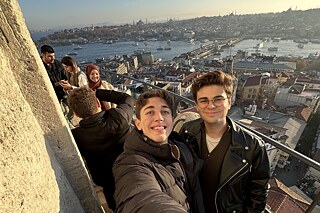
[45,39,320,63]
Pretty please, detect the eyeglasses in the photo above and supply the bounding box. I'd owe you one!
[197,96,228,109]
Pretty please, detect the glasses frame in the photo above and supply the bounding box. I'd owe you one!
[196,96,228,109]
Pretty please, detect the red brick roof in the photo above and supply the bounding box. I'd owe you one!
[267,190,306,213]
[267,178,309,212]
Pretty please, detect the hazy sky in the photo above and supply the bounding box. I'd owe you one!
[18,0,319,31]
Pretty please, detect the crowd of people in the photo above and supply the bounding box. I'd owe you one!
[41,44,270,213]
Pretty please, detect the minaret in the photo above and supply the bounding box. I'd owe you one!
[225,56,234,75]
[225,56,238,105]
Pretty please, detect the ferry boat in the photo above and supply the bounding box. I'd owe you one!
[73,46,82,50]
[273,38,281,42]
[268,47,278,51]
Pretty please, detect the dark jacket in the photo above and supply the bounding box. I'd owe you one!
[43,59,67,101]
[71,89,134,209]
[113,128,205,213]
[179,117,270,213]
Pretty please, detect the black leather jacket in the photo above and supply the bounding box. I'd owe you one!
[179,117,270,213]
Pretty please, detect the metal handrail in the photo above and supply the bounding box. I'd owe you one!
[102,69,320,212]
[235,121,320,171]
[103,70,195,105]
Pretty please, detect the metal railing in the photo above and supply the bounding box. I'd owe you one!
[102,69,320,212]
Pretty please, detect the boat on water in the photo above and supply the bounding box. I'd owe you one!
[294,39,309,44]
[297,43,304,48]
[67,52,78,56]
[148,38,157,42]
[268,47,278,51]
[73,46,82,50]
[157,47,164,51]
[132,42,139,46]
[164,47,172,50]
[104,40,113,44]
[273,38,281,42]
[253,42,264,49]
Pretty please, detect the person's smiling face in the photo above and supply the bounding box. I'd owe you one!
[196,85,231,127]
[89,69,100,83]
[135,97,173,143]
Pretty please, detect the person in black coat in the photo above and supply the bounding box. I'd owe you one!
[40,45,67,101]
[67,86,134,211]
[179,71,270,213]
[113,89,204,213]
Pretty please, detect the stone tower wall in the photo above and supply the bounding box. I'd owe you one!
[0,1,103,212]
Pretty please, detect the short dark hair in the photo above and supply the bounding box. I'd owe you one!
[191,70,234,101]
[135,89,174,120]
[41,45,54,54]
[67,86,98,118]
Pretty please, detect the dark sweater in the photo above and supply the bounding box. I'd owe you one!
[200,128,231,213]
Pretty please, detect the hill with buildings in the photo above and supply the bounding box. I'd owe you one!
[38,8,320,45]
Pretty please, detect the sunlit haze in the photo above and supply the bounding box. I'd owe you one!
[19,0,319,31]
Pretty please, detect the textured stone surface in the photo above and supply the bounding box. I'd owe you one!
[0,1,103,212]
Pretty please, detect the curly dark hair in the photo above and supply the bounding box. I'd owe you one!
[135,89,174,120]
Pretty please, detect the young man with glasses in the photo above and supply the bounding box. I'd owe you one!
[179,71,270,213]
